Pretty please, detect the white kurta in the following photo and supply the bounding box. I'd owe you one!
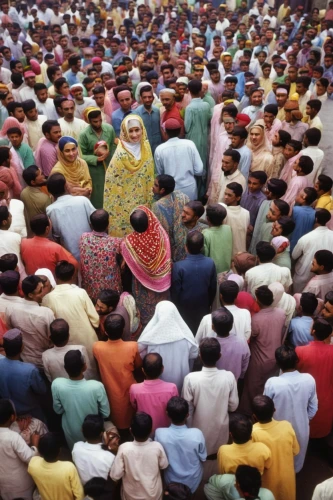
[58,117,89,141]
[292,227,333,293]
[245,262,292,297]
[301,146,324,184]
[312,477,333,500]
[264,370,318,473]
[196,305,251,343]
[8,199,27,238]
[182,367,239,455]
[0,229,26,279]
[26,115,47,151]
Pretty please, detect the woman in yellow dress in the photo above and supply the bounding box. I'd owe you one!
[103,115,154,237]
[50,136,92,198]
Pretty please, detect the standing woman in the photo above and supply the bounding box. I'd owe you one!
[248,121,274,177]
[50,136,92,198]
[103,115,154,237]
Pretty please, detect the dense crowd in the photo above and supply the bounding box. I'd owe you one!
[0,0,333,499]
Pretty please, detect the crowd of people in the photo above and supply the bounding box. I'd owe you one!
[0,0,333,498]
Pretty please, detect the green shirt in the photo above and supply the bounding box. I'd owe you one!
[203,225,233,274]
[15,143,35,169]
[204,474,275,500]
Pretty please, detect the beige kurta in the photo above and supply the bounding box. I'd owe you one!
[182,367,239,455]
[58,117,89,141]
[222,204,250,256]
[42,284,99,377]
[26,115,47,151]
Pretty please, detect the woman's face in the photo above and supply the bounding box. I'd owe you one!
[128,126,142,143]
[62,142,78,162]
[250,127,262,147]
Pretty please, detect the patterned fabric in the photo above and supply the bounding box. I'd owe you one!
[103,115,154,237]
[121,205,172,293]
[79,231,122,301]
[152,191,189,262]
[132,276,169,327]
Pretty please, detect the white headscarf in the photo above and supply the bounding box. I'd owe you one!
[35,268,56,289]
[228,273,245,291]
[138,301,197,347]
[123,118,142,160]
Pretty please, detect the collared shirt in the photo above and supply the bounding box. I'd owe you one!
[72,441,115,485]
[236,144,252,180]
[217,169,247,204]
[133,105,162,155]
[155,424,207,493]
[21,235,78,275]
[111,108,133,137]
[64,69,85,86]
[240,188,266,226]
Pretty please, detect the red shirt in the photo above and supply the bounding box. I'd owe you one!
[21,236,78,275]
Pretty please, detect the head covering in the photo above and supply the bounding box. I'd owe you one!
[29,60,41,75]
[3,328,22,341]
[159,88,176,95]
[236,113,251,127]
[0,117,26,139]
[138,301,196,347]
[54,136,91,189]
[92,56,103,64]
[176,77,189,85]
[271,236,289,252]
[291,110,303,121]
[0,165,21,199]
[164,118,182,129]
[227,273,244,290]
[0,270,20,288]
[70,83,84,91]
[115,65,127,75]
[35,268,56,289]
[23,70,35,78]
[284,100,299,111]
[122,118,143,160]
[83,106,101,122]
[233,252,256,274]
[276,87,288,94]
[121,206,171,293]
[268,282,296,323]
[58,136,78,152]
[134,81,153,103]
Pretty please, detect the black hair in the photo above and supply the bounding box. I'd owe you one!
[42,120,60,135]
[186,230,203,255]
[38,433,61,462]
[296,76,311,89]
[199,337,221,366]
[166,396,189,424]
[248,171,267,185]
[185,201,205,218]
[142,353,163,378]
[47,173,66,197]
[206,203,227,226]
[273,199,290,216]
[251,395,274,422]
[82,414,104,440]
[264,104,278,116]
[90,209,109,232]
[286,139,302,153]
[21,275,42,296]
[255,285,274,306]
[223,148,241,163]
[64,349,85,377]
[7,127,22,136]
[139,84,153,96]
[131,412,152,439]
[68,54,81,67]
[188,79,202,94]
[55,260,75,282]
[30,214,49,236]
[50,318,70,346]
[34,83,47,93]
[0,399,15,425]
[0,146,10,164]
[298,155,314,175]
[104,314,125,340]
[229,413,252,444]
[212,307,234,336]
[219,281,239,304]
[275,345,299,371]
[130,209,149,233]
[235,465,262,499]
[3,332,22,357]
[0,270,20,294]
[314,250,333,273]
[277,129,291,147]
[304,127,321,146]
[7,101,24,115]
[156,174,175,195]
[0,205,9,225]
[303,187,318,205]
[315,208,332,226]
[54,77,68,91]
[232,126,248,140]
[84,478,108,499]
[267,178,287,197]
[313,318,332,341]
[276,216,295,236]
[46,65,61,82]
[316,174,333,193]
[98,289,120,309]
[223,104,238,118]
[0,253,18,273]
[300,292,318,316]
[226,182,243,199]
[307,99,322,113]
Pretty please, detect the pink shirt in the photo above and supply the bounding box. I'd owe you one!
[129,379,178,434]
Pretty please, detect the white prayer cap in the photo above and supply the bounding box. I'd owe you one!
[176,77,189,85]
[160,88,176,95]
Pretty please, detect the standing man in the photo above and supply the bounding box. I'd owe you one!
[134,85,162,155]
[64,54,84,86]
[79,109,116,209]
[34,120,62,178]
[20,166,51,238]
[111,85,133,137]
[154,118,203,200]
[185,80,211,198]
[58,99,88,141]
[22,100,47,151]
[231,126,252,180]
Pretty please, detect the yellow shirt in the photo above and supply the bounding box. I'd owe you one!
[217,440,272,475]
[28,457,84,500]
[289,82,296,99]
[316,192,333,211]
[252,419,300,500]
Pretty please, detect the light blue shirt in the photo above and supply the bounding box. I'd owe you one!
[46,194,95,261]
[155,424,207,492]
[289,316,313,347]
[64,69,84,87]
[133,105,162,155]
[236,144,252,180]
[111,108,133,137]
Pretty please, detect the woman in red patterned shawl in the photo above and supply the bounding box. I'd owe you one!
[121,205,172,326]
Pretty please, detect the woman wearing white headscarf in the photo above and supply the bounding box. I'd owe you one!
[268,282,296,328]
[271,236,291,270]
[138,301,198,393]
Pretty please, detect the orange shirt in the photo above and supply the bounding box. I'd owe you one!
[20,236,79,275]
[93,339,142,429]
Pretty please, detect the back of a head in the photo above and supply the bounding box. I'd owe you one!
[50,318,69,346]
[303,187,318,206]
[315,249,333,273]
[305,127,321,146]
[251,395,274,422]
[188,79,202,94]
[300,292,318,316]
[256,241,276,263]
[130,209,149,233]
[212,307,234,336]
[255,285,274,307]
[313,318,332,341]
[298,155,313,176]
[185,201,205,218]
[142,352,163,379]
[98,289,120,309]
[275,345,298,371]
[47,173,66,197]
[22,165,39,186]
[30,214,50,236]
[186,230,203,255]
[273,199,290,217]
[267,178,287,198]
[199,337,221,366]
[82,414,104,441]
[315,208,332,226]
[131,411,152,440]
[0,253,18,273]
[166,396,189,425]
[235,465,261,499]
[90,209,109,232]
[276,216,295,236]
[277,129,291,147]
[64,349,85,377]
[206,203,227,226]
[84,477,109,500]
[219,280,239,304]
[163,482,192,500]
[3,329,22,357]
[317,174,333,193]
[104,313,125,340]
[0,399,15,425]
[55,260,75,282]
[38,432,61,462]
[0,270,20,294]
[229,413,253,444]
[156,174,175,195]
